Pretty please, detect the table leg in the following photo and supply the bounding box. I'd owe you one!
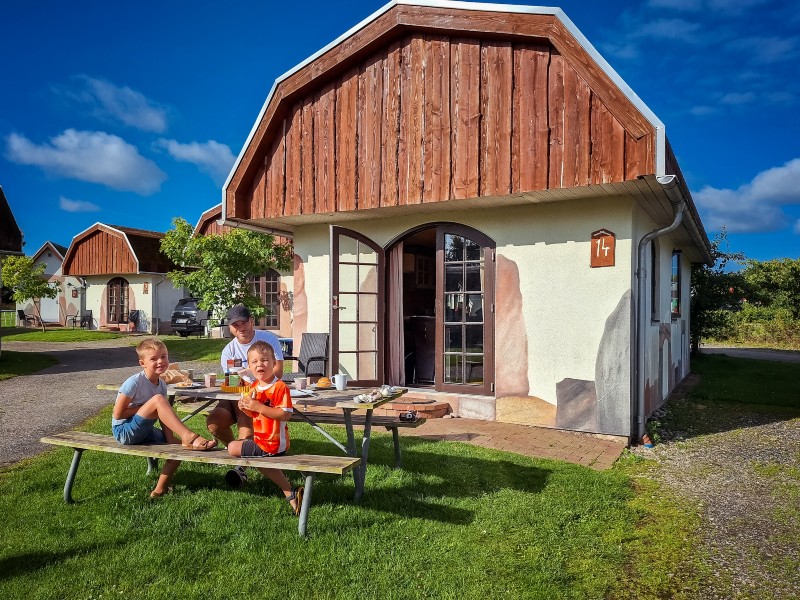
[64,449,84,503]
[354,408,375,503]
[342,409,362,500]
[390,427,402,468]
[146,457,159,475]
[298,474,314,537]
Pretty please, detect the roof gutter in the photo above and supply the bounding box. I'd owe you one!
[633,174,685,443]
[215,215,294,239]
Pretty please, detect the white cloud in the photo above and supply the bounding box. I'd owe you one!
[156,139,236,184]
[729,36,798,64]
[794,220,800,234]
[646,0,702,11]
[5,129,166,194]
[59,196,100,213]
[693,158,800,233]
[632,18,702,42]
[69,76,168,133]
[719,92,756,105]
[689,105,718,116]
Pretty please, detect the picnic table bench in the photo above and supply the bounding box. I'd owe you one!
[176,399,426,469]
[41,431,360,537]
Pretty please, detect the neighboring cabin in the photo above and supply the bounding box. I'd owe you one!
[14,241,85,325]
[220,1,712,441]
[62,223,188,333]
[0,186,24,344]
[194,204,294,339]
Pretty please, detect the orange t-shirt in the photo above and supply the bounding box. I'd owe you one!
[242,378,293,454]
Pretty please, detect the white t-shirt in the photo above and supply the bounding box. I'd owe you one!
[220,329,284,371]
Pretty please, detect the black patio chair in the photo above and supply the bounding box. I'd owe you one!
[17,310,37,327]
[282,333,329,383]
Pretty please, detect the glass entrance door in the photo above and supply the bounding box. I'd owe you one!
[332,228,384,387]
[437,226,494,395]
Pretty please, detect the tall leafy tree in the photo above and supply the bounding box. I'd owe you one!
[689,228,746,354]
[741,258,800,319]
[1,255,59,332]
[160,218,293,322]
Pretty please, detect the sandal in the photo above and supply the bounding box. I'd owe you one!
[181,433,216,451]
[287,486,304,516]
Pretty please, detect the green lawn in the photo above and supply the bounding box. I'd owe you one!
[2,407,648,600]
[161,337,228,362]
[691,353,800,408]
[0,328,124,342]
[5,348,797,597]
[0,350,58,381]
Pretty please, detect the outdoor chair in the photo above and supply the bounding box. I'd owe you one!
[282,333,329,383]
[79,310,93,329]
[17,309,36,327]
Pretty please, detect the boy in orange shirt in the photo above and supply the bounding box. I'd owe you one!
[226,341,304,515]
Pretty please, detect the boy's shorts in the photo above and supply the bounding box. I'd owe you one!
[240,439,285,458]
[112,415,167,445]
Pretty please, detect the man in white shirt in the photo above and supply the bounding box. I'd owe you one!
[207,304,285,451]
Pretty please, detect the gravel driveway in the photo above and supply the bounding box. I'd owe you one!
[0,339,216,468]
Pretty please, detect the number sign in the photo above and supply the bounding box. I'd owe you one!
[590,229,615,268]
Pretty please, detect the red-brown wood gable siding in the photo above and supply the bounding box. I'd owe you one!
[239,35,654,221]
[64,230,137,276]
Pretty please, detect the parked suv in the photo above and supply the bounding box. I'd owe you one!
[170,298,209,337]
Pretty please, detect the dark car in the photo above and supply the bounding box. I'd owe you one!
[170,298,209,337]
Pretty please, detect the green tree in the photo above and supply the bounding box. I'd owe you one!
[1,255,59,332]
[689,228,746,354]
[160,218,293,323]
[741,258,800,319]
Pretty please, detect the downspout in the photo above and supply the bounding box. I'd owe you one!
[633,174,685,442]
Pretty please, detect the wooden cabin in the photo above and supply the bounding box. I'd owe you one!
[193,204,294,338]
[62,223,187,333]
[221,1,712,441]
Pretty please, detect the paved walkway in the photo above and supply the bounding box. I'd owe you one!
[402,418,626,470]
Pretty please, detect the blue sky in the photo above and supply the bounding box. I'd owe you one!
[2,0,798,262]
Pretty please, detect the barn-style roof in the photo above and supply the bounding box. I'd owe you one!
[62,223,177,276]
[0,186,24,256]
[223,0,711,263]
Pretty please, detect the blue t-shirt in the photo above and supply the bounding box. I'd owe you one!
[111,371,167,426]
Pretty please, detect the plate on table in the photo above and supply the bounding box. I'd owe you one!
[290,388,315,398]
[173,382,203,389]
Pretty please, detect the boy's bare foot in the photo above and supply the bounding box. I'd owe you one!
[150,486,173,499]
[181,433,216,451]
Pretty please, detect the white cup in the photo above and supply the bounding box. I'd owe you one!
[295,377,308,390]
[204,373,217,387]
[332,374,348,391]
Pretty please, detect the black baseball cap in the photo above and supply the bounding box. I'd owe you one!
[226,304,251,323]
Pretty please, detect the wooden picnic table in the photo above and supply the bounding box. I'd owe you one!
[170,384,408,501]
[98,382,417,502]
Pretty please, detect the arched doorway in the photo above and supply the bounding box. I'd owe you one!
[386,223,495,395]
[107,277,129,325]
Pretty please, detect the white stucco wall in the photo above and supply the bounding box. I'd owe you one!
[82,274,185,332]
[291,195,638,435]
[634,207,692,417]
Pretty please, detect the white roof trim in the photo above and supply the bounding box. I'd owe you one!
[222,0,667,205]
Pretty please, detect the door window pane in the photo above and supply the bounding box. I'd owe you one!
[339,263,358,293]
[444,234,464,261]
[339,323,357,352]
[444,325,462,352]
[465,239,482,261]
[444,354,463,384]
[465,263,483,291]
[339,236,358,262]
[359,264,378,293]
[359,295,377,321]
[358,243,378,264]
[445,264,463,292]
